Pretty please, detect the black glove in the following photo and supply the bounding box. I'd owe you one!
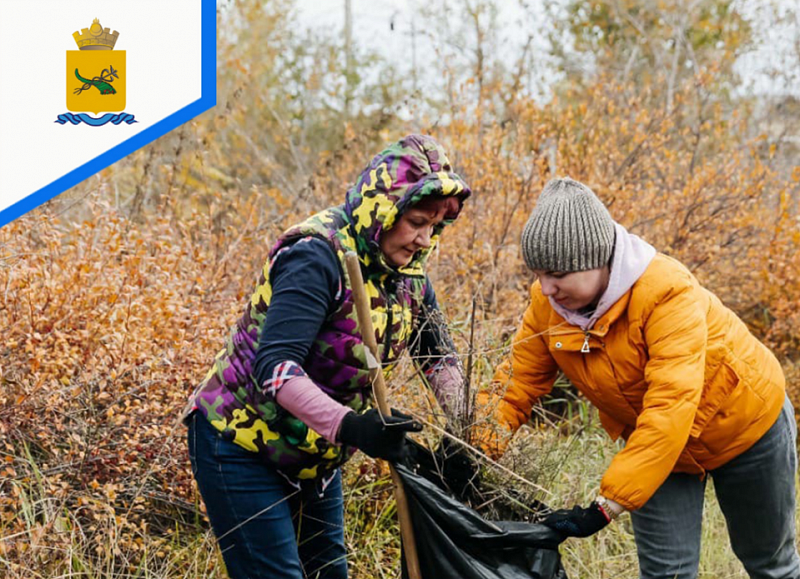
[436,437,480,496]
[541,502,610,538]
[338,408,423,462]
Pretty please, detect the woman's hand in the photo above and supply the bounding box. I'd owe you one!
[338,409,423,462]
[541,502,611,538]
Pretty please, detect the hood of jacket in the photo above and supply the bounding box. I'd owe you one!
[344,134,471,277]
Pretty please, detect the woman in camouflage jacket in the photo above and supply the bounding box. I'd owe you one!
[184,135,471,579]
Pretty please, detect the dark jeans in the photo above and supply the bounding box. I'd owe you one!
[187,412,348,579]
[631,396,800,579]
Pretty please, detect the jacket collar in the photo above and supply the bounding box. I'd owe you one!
[546,291,632,353]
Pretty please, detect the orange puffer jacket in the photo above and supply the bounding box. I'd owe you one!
[485,254,785,511]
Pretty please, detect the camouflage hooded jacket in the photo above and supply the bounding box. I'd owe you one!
[190,135,471,484]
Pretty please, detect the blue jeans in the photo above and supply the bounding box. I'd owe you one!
[631,396,800,579]
[187,412,348,579]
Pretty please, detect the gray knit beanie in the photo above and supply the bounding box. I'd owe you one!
[520,177,615,272]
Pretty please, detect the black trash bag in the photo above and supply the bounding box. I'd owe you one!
[397,441,569,579]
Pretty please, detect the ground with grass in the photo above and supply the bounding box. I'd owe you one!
[3,394,790,578]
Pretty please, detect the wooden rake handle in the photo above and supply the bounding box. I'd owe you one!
[344,252,422,579]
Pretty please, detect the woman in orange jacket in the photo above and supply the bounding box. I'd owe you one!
[481,177,799,579]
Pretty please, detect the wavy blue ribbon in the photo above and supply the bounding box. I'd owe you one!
[54,112,138,126]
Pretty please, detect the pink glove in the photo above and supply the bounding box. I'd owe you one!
[426,359,468,419]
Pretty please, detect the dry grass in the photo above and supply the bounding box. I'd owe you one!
[4,405,792,578]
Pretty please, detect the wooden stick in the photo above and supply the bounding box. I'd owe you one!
[344,252,422,579]
[464,296,477,441]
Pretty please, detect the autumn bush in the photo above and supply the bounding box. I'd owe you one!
[2,84,798,576]
[2,1,800,577]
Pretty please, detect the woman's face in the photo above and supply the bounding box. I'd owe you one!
[532,266,610,311]
[379,202,450,268]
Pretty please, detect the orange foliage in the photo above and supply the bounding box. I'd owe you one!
[1,75,799,572]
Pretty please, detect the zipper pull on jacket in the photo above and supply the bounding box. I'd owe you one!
[581,332,591,353]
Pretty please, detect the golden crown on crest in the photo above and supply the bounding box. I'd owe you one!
[72,18,120,50]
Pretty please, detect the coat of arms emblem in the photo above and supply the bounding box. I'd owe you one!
[56,19,136,125]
